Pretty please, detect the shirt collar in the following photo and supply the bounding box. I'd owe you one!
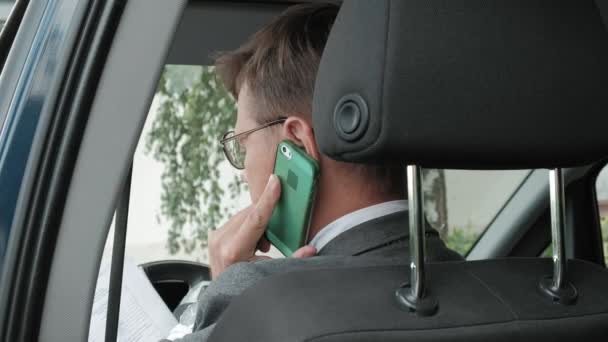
[308,200,408,252]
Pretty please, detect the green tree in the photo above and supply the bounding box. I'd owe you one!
[146,66,246,255]
[444,225,479,256]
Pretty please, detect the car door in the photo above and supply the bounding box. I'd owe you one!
[0,1,186,341]
[0,1,110,340]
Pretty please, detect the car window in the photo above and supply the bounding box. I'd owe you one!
[595,164,608,265]
[120,65,531,264]
[427,169,530,256]
[0,0,18,264]
[0,0,14,30]
[122,65,263,264]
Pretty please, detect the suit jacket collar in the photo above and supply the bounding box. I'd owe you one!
[318,211,413,256]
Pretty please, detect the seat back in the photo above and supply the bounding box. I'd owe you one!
[211,259,608,341]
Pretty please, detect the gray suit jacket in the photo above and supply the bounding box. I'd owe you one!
[168,211,462,341]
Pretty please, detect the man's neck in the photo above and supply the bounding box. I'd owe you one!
[307,186,404,243]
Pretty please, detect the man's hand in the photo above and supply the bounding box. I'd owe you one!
[208,174,317,278]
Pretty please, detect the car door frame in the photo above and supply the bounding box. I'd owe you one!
[469,164,606,265]
[0,0,186,341]
[34,1,186,341]
[0,0,93,339]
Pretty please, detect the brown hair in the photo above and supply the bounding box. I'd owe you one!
[215,3,339,123]
[215,2,406,197]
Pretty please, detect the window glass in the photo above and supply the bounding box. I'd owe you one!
[0,0,17,269]
[425,170,530,256]
[124,65,531,263]
[0,0,15,29]
[541,245,552,258]
[595,165,608,265]
[0,0,74,275]
[123,65,252,264]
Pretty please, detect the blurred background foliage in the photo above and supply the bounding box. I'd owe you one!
[146,66,246,255]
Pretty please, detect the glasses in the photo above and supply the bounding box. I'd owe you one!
[220,117,287,169]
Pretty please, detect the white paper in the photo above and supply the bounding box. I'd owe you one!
[89,253,178,342]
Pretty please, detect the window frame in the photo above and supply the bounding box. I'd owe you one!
[37,1,186,340]
[469,164,607,265]
[591,160,608,265]
[0,0,91,339]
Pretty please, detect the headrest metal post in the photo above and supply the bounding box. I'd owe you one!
[538,168,577,304]
[408,164,425,299]
[395,165,438,316]
[549,168,567,289]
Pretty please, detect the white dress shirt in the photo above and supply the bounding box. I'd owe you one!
[308,200,409,252]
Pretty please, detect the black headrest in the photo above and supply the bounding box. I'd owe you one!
[313,0,608,169]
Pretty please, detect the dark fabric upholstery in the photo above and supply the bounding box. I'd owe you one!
[210,259,608,341]
[312,0,608,169]
[208,2,608,341]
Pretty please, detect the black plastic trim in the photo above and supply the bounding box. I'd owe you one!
[105,165,132,342]
[581,160,608,265]
[142,260,211,289]
[0,0,29,73]
[333,94,369,142]
[564,175,603,264]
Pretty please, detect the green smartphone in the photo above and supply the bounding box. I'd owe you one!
[265,140,320,256]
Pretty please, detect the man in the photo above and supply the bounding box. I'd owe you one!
[167,3,460,341]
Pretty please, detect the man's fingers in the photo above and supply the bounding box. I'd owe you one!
[292,245,317,258]
[253,174,281,224]
[230,205,254,226]
[209,206,251,247]
[236,174,281,245]
[210,175,282,279]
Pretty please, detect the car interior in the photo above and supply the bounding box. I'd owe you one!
[144,0,608,319]
[1,0,608,341]
[206,1,608,340]
[128,0,608,339]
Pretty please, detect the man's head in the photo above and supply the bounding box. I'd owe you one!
[216,3,405,233]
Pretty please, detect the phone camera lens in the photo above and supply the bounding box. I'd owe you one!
[280,145,292,159]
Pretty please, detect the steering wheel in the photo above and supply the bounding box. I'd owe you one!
[141,260,211,318]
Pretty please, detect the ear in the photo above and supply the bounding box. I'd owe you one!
[280,116,321,161]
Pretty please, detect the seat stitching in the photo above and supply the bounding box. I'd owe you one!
[464,266,519,320]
